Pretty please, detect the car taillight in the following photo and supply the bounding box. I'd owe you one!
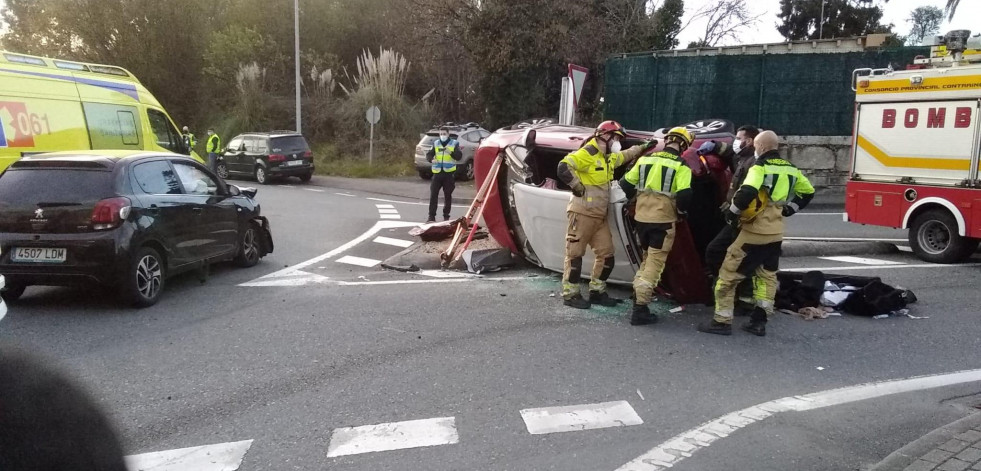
[269,154,286,162]
[91,197,131,231]
[303,151,313,159]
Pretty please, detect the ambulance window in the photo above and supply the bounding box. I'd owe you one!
[147,109,182,154]
[4,54,46,66]
[82,102,143,150]
[54,61,88,71]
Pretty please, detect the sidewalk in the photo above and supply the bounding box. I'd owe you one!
[870,413,981,471]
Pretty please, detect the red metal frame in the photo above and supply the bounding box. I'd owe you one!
[845,180,981,238]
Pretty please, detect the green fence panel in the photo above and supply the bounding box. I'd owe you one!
[605,47,929,136]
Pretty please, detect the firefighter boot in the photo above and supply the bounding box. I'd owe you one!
[563,293,591,310]
[741,307,768,337]
[630,303,657,326]
[697,320,732,336]
[589,290,623,307]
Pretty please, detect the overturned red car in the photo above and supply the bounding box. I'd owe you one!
[473,119,737,305]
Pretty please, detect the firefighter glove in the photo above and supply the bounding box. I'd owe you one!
[782,202,799,217]
[724,207,741,228]
[571,183,585,197]
[697,141,716,156]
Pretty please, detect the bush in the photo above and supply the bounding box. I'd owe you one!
[312,138,416,178]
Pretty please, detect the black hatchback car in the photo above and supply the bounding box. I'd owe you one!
[0,151,273,307]
[220,132,314,184]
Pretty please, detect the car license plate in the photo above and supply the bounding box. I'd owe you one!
[286,160,303,167]
[12,247,67,263]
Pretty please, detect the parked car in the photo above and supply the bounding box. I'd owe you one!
[0,150,273,307]
[472,119,736,305]
[414,122,490,181]
[220,132,314,184]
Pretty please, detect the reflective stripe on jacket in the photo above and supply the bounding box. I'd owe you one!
[733,152,815,235]
[557,138,641,219]
[621,148,692,223]
[431,139,458,173]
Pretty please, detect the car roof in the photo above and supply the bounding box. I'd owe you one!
[234,131,305,139]
[16,150,194,169]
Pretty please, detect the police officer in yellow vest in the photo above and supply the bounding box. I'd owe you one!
[619,127,694,325]
[557,120,650,309]
[699,130,815,337]
[206,128,221,173]
[426,126,462,222]
[182,126,196,155]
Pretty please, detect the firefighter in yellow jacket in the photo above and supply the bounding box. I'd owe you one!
[557,121,650,309]
[698,130,815,337]
[619,127,694,325]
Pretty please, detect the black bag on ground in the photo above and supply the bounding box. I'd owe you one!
[839,279,917,317]
[776,272,917,316]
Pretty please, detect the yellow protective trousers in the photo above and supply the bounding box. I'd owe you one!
[562,212,614,298]
[713,230,782,324]
[632,222,675,305]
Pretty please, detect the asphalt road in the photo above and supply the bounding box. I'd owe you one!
[1,178,979,471]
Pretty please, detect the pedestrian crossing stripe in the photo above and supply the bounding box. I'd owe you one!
[125,440,252,471]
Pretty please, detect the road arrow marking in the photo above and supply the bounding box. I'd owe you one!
[125,440,253,471]
[327,417,458,458]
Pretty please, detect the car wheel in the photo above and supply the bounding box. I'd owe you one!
[123,247,165,307]
[234,222,262,268]
[418,170,433,180]
[1,283,26,302]
[909,209,978,264]
[255,166,268,185]
[299,172,313,183]
[455,161,474,181]
[216,162,229,179]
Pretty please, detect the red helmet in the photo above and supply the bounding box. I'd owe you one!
[595,120,626,139]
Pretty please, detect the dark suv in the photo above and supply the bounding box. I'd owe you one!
[220,132,314,184]
[0,150,273,307]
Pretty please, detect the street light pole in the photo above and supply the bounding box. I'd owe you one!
[819,0,825,39]
[294,0,302,134]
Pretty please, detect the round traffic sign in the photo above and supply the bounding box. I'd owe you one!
[366,106,381,125]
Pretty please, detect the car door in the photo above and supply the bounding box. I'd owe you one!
[129,160,196,269]
[225,136,245,174]
[171,160,239,260]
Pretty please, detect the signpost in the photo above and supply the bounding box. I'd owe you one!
[366,105,381,165]
[559,65,588,125]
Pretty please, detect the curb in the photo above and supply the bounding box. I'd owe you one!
[781,240,898,258]
[868,412,981,471]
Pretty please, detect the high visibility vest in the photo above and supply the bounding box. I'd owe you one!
[624,150,691,196]
[184,133,196,149]
[560,138,627,218]
[739,154,815,235]
[431,139,458,173]
[207,134,221,153]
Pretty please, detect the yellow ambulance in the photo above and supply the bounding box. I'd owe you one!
[0,51,201,172]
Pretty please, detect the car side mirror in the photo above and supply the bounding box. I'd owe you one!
[227,184,241,196]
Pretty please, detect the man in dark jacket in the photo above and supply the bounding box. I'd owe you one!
[702,125,760,307]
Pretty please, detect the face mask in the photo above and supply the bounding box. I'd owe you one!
[732,138,743,154]
[610,140,622,153]
[439,134,449,141]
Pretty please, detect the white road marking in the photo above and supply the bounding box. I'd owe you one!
[125,440,253,471]
[368,196,469,208]
[520,401,643,435]
[784,237,907,242]
[337,276,529,286]
[326,417,458,458]
[819,256,904,265]
[782,263,981,272]
[378,208,400,214]
[380,214,402,219]
[374,204,396,209]
[617,368,981,471]
[336,255,381,268]
[336,192,356,197]
[413,270,478,279]
[239,221,417,287]
[373,236,414,248]
[239,270,330,287]
[303,188,325,193]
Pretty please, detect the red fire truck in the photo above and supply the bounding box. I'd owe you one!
[846,30,981,263]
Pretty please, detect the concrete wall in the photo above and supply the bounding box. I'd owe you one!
[777,136,852,189]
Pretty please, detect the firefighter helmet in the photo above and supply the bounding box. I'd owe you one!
[595,120,626,139]
[741,189,770,223]
[664,126,694,150]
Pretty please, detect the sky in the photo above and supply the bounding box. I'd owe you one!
[675,0,980,47]
[0,0,977,47]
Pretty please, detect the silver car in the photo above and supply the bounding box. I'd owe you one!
[414,123,490,181]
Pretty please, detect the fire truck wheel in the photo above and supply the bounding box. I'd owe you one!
[909,209,979,264]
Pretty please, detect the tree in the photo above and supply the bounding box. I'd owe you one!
[907,6,943,46]
[945,0,960,21]
[684,0,763,47]
[650,0,685,50]
[777,0,894,41]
